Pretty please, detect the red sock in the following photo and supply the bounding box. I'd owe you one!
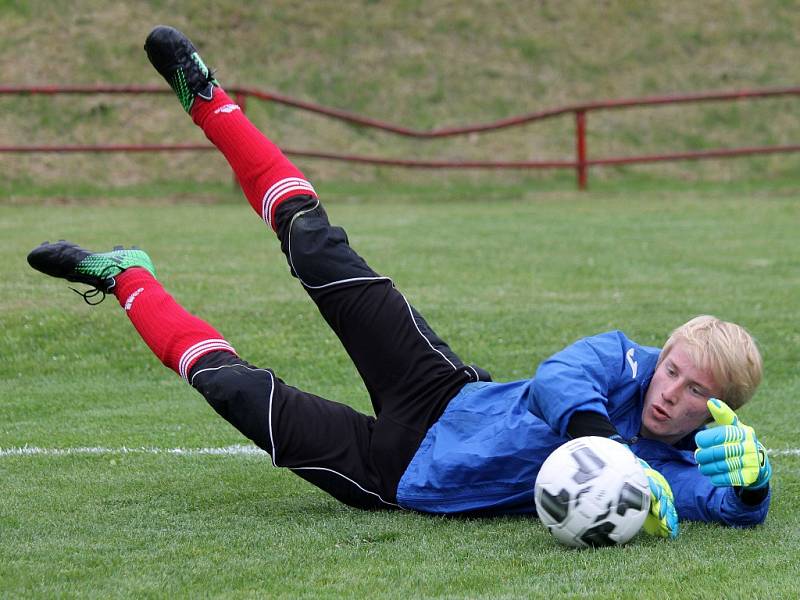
[191,88,317,230]
[113,268,236,381]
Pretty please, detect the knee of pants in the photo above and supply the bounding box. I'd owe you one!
[274,195,322,242]
[284,208,378,287]
[192,362,275,453]
[290,216,347,283]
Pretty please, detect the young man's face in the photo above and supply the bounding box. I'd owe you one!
[641,339,721,445]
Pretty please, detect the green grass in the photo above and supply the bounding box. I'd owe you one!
[2,184,799,598]
[1,0,799,188]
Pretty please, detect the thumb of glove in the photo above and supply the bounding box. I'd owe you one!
[707,398,739,428]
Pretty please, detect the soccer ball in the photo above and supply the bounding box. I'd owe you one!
[534,436,650,548]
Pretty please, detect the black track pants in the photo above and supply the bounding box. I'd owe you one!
[190,196,490,509]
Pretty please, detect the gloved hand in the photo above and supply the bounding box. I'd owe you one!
[638,458,679,539]
[694,398,771,489]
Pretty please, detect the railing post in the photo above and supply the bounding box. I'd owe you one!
[234,90,248,115]
[575,109,588,190]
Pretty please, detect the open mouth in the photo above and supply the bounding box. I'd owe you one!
[651,404,670,421]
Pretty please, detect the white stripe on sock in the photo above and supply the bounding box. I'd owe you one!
[178,339,236,381]
[261,177,317,227]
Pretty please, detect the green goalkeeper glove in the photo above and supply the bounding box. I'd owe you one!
[638,459,679,539]
[694,398,772,489]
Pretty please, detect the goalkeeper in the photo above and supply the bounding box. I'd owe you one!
[27,26,771,539]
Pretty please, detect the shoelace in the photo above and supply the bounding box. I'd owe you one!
[68,263,120,305]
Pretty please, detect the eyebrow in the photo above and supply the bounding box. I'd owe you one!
[665,359,712,395]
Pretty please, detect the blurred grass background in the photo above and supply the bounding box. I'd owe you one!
[1,0,799,193]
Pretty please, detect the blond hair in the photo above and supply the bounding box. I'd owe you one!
[659,315,762,410]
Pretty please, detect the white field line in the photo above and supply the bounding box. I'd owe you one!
[0,444,266,458]
[1,445,800,458]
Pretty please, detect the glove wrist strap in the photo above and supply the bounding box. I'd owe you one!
[567,411,619,440]
[736,484,769,505]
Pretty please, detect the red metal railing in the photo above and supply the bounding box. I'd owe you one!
[1,84,798,189]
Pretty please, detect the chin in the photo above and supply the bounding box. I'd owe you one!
[642,420,671,442]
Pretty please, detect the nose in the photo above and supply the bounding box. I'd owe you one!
[661,379,682,404]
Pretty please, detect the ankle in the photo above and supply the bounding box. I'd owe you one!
[113,267,157,299]
[190,87,238,126]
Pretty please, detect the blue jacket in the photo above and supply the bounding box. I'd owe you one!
[396,331,770,526]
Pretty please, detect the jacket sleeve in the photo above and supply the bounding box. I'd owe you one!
[656,458,771,527]
[528,331,641,437]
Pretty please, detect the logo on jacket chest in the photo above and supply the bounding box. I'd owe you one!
[626,348,638,379]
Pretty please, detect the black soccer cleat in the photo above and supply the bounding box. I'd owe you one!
[27,240,156,304]
[144,25,219,113]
